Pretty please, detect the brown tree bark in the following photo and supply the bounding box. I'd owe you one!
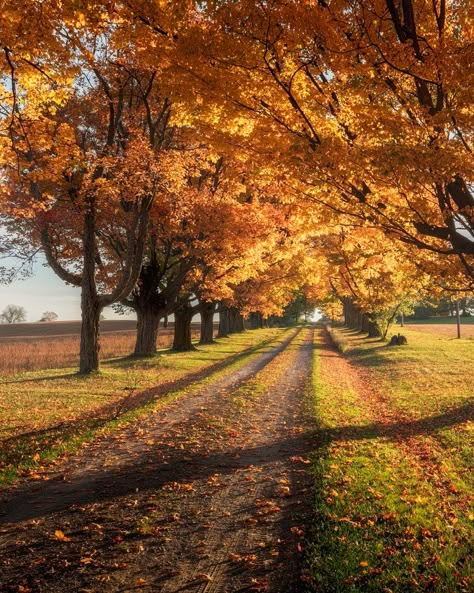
[134,308,161,356]
[367,318,381,338]
[217,305,230,338]
[228,307,244,333]
[79,286,102,374]
[199,301,216,344]
[249,311,263,329]
[173,298,195,351]
[79,203,103,374]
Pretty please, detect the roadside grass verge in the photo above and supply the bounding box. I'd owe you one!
[332,325,473,418]
[325,324,349,353]
[0,328,290,485]
[306,329,473,592]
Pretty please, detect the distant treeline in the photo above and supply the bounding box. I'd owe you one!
[408,298,473,320]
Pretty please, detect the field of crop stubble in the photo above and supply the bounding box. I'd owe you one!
[0,320,201,375]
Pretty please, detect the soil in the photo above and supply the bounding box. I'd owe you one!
[0,327,315,593]
[0,321,217,342]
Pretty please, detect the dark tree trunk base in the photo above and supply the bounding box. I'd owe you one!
[134,308,160,357]
[173,302,194,351]
[172,344,197,352]
[200,302,216,345]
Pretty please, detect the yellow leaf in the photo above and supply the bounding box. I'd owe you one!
[54,530,71,542]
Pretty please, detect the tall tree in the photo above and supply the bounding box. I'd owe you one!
[0,304,26,324]
[170,0,473,282]
[1,29,177,372]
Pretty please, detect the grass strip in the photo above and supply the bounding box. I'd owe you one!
[305,329,473,593]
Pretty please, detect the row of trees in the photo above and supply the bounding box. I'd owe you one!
[0,1,472,371]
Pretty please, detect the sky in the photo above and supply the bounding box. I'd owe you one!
[0,258,136,322]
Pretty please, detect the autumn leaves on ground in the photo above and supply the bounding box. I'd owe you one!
[1,325,472,593]
[0,1,473,591]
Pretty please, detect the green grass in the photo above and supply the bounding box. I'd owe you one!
[405,316,474,324]
[306,328,473,592]
[0,328,289,485]
[326,324,349,353]
[336,326,473,418]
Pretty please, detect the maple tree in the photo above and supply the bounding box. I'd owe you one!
[218,203,319,332]
[114,149,205,357]
[168,164,293,350]
[173,0,473,283]
[1,0,472,369]
[324,229,430,338]
[0,18,182,372]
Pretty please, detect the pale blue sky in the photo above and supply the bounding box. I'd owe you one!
[0,258,136,322]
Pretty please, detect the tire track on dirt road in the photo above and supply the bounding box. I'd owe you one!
[0,327,315,593]
[0,327,301,524]
[156,327,315,593]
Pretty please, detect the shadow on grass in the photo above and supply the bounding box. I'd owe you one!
[327,326,414,369]
[1,385,471,523]
[0,329,470,590]
[0,331,296,474]
[1,371,86,385]
[304,336,473,593]
[318,399,474,445]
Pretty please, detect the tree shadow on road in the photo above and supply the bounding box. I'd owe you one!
[1,387,471,525]
[0,333,294,482]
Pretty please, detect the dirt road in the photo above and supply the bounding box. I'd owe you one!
[0,328,315,593]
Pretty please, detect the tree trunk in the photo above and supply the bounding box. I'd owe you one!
[199,302,215,344]
[229,307,244,333]
[79,204,102,374]
[79,292,101,374]
[367,318,381,338]
[361,313,370,334]
[249,312,263,329]
[134,307,161,356]
[455,299,461,339]
[235,311,245,332]
[173,303,194,351]
[217,307,230,338]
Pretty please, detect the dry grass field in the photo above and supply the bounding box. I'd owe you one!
[0,320,205,375]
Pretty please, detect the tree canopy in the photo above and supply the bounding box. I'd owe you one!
[0,0,472,370]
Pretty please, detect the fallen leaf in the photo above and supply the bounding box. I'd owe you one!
[54,530,71,542]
